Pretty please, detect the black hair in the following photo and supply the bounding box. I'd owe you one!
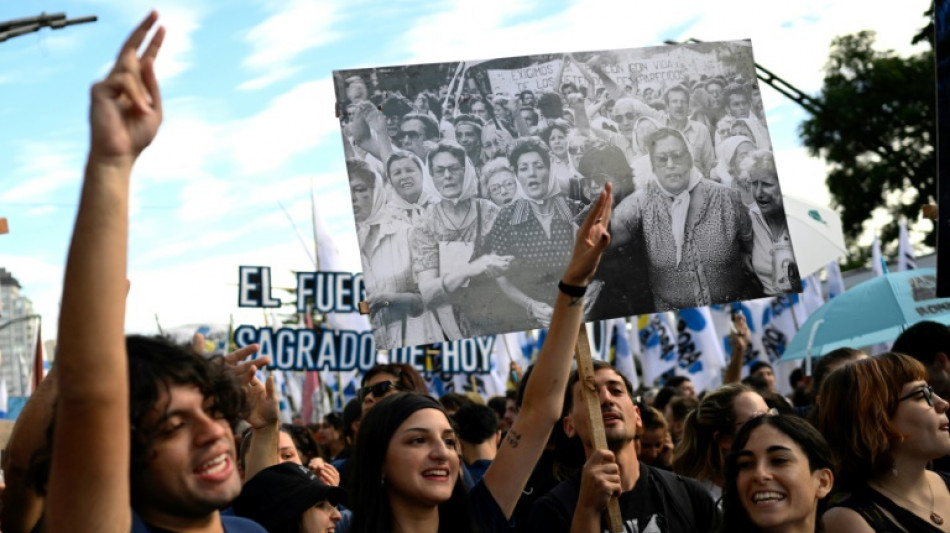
[323,411,344,432]
[562,360,634,418]
[893,321,950,367]
[439,392,472,413]
[652,386,681,413]
[347,158,377,188]
[361,363,429,394]
[399,113,440,141]
[539,119,571,146]
[664,83,691,105]
[487,395,507,421]
[576,141,634,187]
[720,415,835,533]
[537,92,565,119]
[452,403,498,444]
[507,136,551,173]
[127,335,248,503]
[380,94,413,118]
[427,141,467,175]
[281,423,321,465]
[350,393,478,533]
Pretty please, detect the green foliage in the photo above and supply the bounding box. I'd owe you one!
[799,27,936,265]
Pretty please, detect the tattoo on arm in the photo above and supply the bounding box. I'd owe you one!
[569,296,583,307]
[506,429,522,448]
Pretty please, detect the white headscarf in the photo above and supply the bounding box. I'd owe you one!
[512,142,561,205]
[649,128,704,266]
[426,144,478,206]
[385,151,438,217]
[712,135,754,187]
[354,169,395,248]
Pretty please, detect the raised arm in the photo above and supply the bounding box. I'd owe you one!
[46,12,164,533]
[723,312,751,384]
[483,183,613,518]
[2,368,57,533]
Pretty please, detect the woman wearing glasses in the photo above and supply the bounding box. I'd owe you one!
[358,363,429,412]
[487,137,583,328]
[611,128,758,310]
[412,141,514,340]
[482,159,519,207]
[817,352,950,532]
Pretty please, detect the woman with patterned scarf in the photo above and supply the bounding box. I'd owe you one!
[611,128,758,310]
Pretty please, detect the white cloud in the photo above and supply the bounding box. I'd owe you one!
[224,78,340,176]
[239,0,345,89]
[1,140,82,203]
[773,146,831,208]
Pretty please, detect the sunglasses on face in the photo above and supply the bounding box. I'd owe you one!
[612,111,637,123]
[899,385,937,407]
[653,150,689,165]
[396,130,422,141]
[358,380,401,402]
[488,181,517,195]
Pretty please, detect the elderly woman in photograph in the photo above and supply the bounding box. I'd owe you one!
[384,151,437,221]
[481,158,519,207]
[710,135,755,188]
[740,150,801,295]
[349,159,441,347]
[539,119,579,194]
[611,128,756,310]
[413,142,513,339]
[487,137,581,327]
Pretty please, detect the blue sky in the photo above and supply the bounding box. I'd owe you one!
[0,0,932,344]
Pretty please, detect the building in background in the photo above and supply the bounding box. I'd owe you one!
[0,268,39,397]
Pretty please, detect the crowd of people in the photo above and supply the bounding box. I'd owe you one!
[340,47,801,349]
[7,14,950,533]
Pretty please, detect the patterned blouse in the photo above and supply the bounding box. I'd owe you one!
[613,179,755,309]
[487,195,582,307]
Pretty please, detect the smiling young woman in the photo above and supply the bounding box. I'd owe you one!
[719,415,834,533]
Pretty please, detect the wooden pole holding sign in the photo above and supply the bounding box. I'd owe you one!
[575,322,624,533]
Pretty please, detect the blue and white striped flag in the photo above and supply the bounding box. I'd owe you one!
[0,378,8,419]
[898,220,917,271]
[826,261,845,299]
[610,318,639,391]
[675,307,726,394]
[638,313,679,388]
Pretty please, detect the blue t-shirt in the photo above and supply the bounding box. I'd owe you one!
[131,510,266,532]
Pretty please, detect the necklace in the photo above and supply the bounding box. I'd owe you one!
[872,476,944,526]
[440,201,473,233]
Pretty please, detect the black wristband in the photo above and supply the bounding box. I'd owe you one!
[558,280,587,298]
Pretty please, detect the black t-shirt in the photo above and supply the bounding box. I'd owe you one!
[470,479,513,533]
[527,462,718,533]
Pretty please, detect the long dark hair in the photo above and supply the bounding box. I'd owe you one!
[349,392,478,533]
[719,414,835,533]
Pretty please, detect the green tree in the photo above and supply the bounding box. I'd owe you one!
[799,21,935,266]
